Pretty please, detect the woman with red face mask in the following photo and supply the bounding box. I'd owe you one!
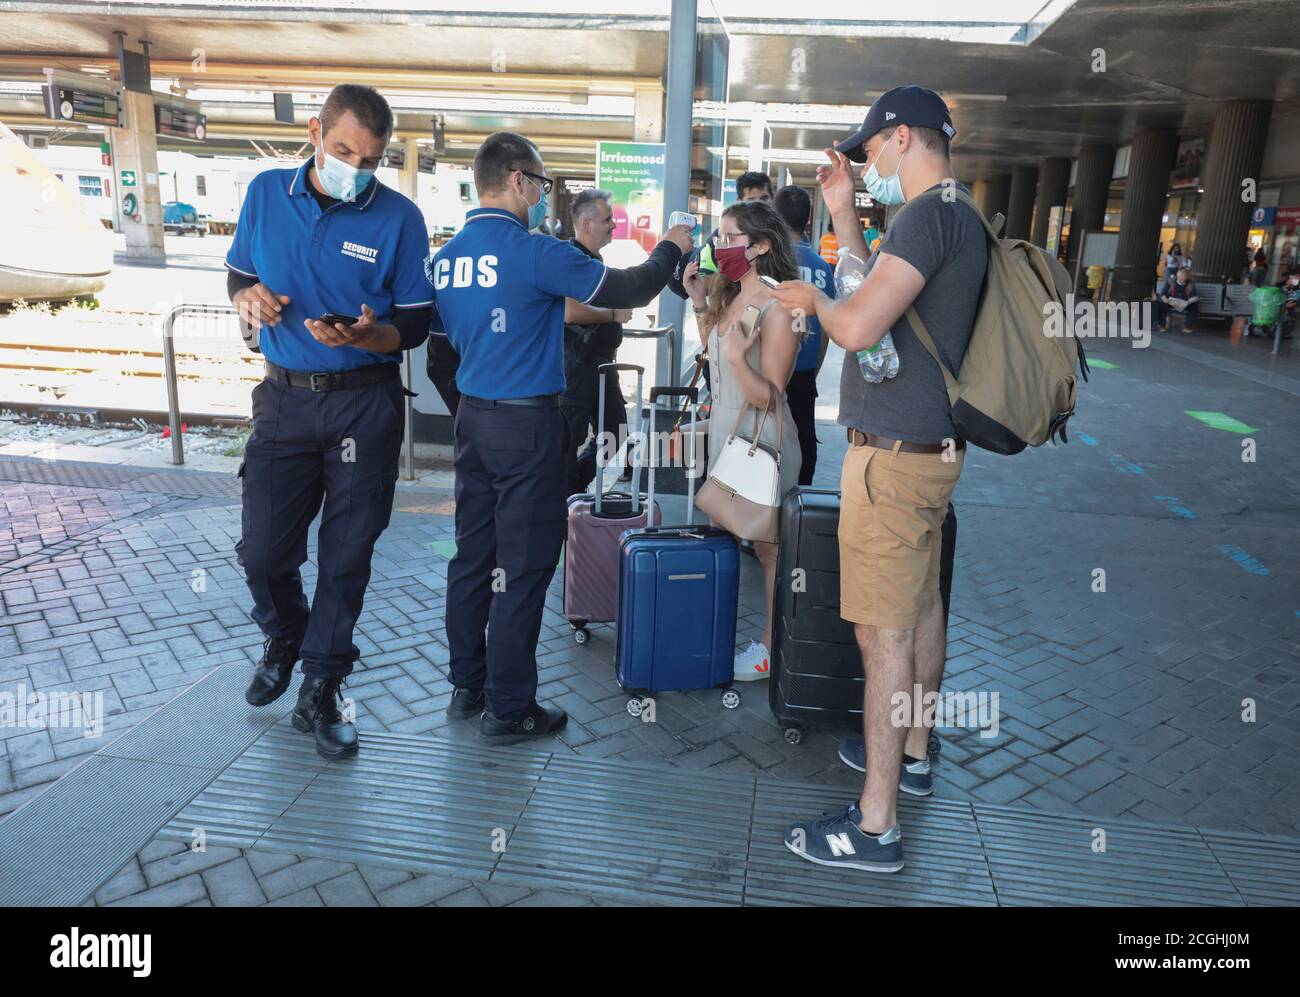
[682,199,804,682]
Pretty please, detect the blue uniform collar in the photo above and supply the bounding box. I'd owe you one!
[465,207,526,229]
[288,158,382,212]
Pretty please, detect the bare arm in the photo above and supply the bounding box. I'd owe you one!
[722,303,798,412]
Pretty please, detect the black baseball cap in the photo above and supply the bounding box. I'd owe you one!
[834,85,956,162]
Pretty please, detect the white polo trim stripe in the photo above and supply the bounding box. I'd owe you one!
[394,299,434,308]
[225,262,257,278]
[581,264,608,305]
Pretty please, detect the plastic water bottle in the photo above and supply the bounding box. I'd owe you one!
[834,248,900,383]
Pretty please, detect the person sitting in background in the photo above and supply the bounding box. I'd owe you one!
[773,184,835,487]
[1155,267,1199,332]
[1281,271,1300,338]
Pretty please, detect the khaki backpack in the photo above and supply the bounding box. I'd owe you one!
[899,186,1089,455]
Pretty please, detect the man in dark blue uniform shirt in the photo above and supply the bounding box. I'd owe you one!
[226,84,433,759]
[433,131,692,742]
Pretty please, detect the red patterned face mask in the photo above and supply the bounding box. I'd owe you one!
[714,245,753,282]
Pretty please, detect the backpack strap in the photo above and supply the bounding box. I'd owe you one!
[896,184,999,245]
[905,306,959,390]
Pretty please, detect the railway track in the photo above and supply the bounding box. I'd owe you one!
[0,339,262,382]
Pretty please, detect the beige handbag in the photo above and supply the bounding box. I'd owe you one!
[694,383,782,543]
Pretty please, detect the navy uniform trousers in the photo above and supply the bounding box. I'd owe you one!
[236,373,405,679]
[445,397,569,720]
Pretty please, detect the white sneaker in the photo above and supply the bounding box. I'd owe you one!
[733,641,771,681]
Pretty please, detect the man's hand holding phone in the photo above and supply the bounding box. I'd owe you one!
[306,304,378,347]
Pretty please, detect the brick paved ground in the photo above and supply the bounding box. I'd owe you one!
[2,329,1298,904]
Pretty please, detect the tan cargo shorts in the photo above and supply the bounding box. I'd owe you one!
[839,439,963,630]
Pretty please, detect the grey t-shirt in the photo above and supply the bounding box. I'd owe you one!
[837,184,988,444]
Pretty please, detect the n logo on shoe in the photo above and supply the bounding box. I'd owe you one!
[522,717,536,732]
[826,833,856,857]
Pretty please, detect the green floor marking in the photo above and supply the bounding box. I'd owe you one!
[427,539,458,558]
[1185,411,1258,434]
[1088,359,1118,369]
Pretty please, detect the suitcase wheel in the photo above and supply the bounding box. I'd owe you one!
[571,623,590,645]
[782,726,803,745]
[721,688,741,710]
[626,696,645,718]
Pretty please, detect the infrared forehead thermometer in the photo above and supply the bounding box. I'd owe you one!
[668,210,699,231]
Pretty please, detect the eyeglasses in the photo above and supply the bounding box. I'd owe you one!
[715,232,749,248]
[519,170,553,194]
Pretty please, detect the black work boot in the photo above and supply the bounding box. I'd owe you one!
[245,636,301,707]
[447,687,486,720]
[479,701,567,745]
[291,675,359,759]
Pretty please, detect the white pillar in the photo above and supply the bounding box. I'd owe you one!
[109,88,166,263]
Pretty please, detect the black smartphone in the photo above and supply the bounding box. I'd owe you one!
[319,313,359,327]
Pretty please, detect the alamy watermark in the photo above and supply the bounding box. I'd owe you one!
[0,684,104,738]
[1044,294,1152,349]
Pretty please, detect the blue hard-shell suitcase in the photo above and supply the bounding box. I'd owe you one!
[615,386,741,713]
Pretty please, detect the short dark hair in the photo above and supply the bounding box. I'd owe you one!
[878,124,950,158]
[773,185,811,238]
[319,84,394,141]
[474,131,541,195]
[736,171,773,198]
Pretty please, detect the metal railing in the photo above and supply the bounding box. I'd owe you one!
[161,302,239,466]
[620,323,677,390]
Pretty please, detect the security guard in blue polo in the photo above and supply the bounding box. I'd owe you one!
[434,131,693,742]
[227,84,433,759]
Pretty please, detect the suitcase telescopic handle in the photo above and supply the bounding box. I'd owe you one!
[595,363,644,515]
[648,386,699,404]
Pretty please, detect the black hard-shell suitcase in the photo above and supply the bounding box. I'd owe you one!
[768,487,957,745]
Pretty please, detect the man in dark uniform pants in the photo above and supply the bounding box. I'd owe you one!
[432,131,693,742]
[227,85,433,758]
[561,188,643,496]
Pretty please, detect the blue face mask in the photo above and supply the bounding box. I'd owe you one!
[527,187,549,231]
[316,147,374,202]
[862,146,906,206]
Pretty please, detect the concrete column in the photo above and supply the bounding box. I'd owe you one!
[1191,100,1272,283]
[1064,144,1116,282]
[396,137,419,202]
[633,86,665,143]
[1005,165,1037,241]
[1112,126,1178,301]
[1031,156,1070,249]
[975,173,1011,223]
[109,88,165,263]
[656,0,697,386]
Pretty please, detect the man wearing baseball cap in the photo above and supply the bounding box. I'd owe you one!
[773,86,988,873]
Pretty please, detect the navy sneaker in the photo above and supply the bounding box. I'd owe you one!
[784,802,904,873]
[837,737,934,796]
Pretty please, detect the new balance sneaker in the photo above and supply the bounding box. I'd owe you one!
[733,640,771,681]
[784,802,904,873]
[837,737,934,796]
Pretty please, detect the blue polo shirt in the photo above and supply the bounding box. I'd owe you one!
[794,239,835,372]
[429,208,607,399]
[226,159,432,372]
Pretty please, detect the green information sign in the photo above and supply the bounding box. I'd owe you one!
[120,169,137,188]
[596,141,665,254]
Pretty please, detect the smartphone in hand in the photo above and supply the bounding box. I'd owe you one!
[319,313,359,327]
[739,303,763,337]
[758,275,779,289]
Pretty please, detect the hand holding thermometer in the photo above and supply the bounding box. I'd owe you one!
[668,210,699,232]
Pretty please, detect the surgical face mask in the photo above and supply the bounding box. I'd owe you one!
[521,175,548,230]
[862,142,907,206]
[316,147,374,202]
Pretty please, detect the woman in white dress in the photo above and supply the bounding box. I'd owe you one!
[682,200,804,681]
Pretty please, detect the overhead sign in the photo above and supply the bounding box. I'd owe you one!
[1251,206,1277,226]
[41,71,125,129]
[382,144,407,170]
[418,148,437,174]
[155,96,207,143]
[119,169,137,188]
[1274,206,1300,227]
[597,141,666,253]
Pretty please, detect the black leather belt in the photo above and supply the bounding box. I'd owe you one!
[265,361,399,392]
[464,393,560,408]
[848,429,965,454]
